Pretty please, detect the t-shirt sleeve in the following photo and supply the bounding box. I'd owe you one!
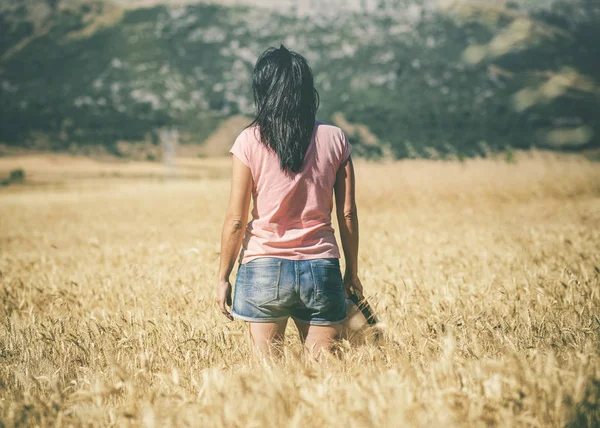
[340,131,353,165]
[229,130,251,168]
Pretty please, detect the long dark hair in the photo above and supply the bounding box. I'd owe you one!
[249,45,320,173]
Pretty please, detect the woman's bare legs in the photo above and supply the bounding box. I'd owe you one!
[294,319,343,357]
[248,320,288,357]
[247,319,342,358]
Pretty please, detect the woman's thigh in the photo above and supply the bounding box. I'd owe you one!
[248,320,288,356]
[294,319,343,355]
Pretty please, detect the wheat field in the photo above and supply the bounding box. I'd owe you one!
[1,152,600,427]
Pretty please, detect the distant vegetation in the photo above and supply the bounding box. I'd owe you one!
[0,0,598,158]
[0,168,25,186]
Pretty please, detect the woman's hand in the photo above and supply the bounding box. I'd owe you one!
[216,280,233,321]
[343,274,364,298]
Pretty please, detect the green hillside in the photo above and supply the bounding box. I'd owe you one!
[0,0,598,158]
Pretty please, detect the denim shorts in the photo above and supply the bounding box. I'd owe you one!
[231,257,347,326]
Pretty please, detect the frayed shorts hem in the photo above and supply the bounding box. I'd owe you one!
[232,312,346,326]
[292,316,347,326]
[231,312,289,323]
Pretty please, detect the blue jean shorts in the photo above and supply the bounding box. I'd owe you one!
[231,257,347,326]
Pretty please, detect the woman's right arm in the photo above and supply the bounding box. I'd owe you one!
[334,156,364,296]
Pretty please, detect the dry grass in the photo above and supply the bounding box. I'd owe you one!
[1,152,600,427]
[0,154,232,186]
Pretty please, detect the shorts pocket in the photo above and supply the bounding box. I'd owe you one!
[310,260,344,306]
[244,261,282,306]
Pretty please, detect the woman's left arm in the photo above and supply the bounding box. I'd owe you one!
[216,156,253,320]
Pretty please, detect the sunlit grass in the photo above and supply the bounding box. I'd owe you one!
[1,153,599,426]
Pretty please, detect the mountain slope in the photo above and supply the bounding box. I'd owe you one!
[0,0,598,158]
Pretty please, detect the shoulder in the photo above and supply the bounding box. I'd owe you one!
[232,125,263,155]
[314,121,346,140]
[235,125,261,145]
[231,125,262,167]
[314,121,352,165]
[314,121,350,152]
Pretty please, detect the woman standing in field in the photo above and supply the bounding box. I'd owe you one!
[217,45,362,356]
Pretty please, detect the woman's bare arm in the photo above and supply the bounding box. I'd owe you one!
[216,156,253,319]
[334,156,363,296]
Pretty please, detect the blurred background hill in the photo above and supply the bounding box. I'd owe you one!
[0,0,598,160]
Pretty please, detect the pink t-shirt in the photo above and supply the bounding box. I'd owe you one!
[230,121,352,264]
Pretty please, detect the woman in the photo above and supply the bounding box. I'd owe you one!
[216,45,362,356]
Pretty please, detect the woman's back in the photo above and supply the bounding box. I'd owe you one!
[230,121,352,263]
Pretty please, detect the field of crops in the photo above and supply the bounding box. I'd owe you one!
[1,152,600,427]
